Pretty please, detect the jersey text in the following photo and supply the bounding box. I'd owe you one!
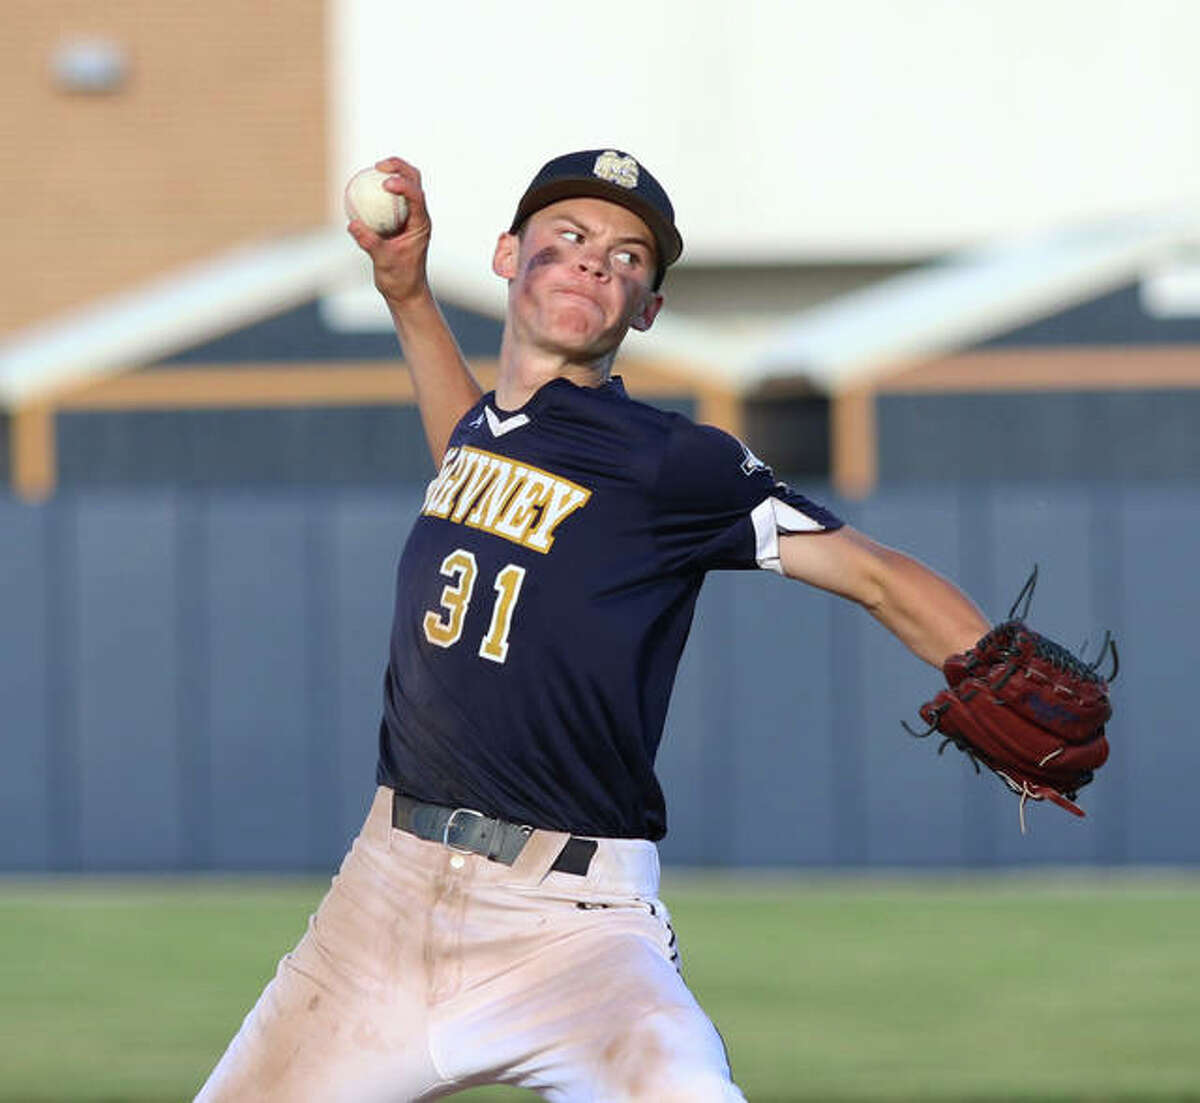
[422,446,591,553]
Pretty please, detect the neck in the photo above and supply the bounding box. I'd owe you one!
[493,332,615,411]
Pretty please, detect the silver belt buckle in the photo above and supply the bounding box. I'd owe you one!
[442,807,486,854]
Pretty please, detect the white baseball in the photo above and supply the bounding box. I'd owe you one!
[343,167,409,236]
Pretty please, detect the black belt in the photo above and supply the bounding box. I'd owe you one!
[391,792,597,876]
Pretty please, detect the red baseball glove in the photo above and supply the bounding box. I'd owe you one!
[907,569,1117,830]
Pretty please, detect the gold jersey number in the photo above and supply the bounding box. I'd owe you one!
[422,549,527,665]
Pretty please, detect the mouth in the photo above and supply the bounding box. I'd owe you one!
[550,285,601,308]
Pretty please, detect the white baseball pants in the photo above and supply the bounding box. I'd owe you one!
[194,787,745,1101]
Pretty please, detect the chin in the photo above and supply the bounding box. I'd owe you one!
[542,328,615,362]
[543,312,605,348]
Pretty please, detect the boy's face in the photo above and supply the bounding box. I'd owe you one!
[493,197,663,361]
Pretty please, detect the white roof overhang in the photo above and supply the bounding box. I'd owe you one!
[4,213,1195,411]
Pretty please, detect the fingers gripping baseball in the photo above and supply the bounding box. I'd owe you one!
[345,157,433,307]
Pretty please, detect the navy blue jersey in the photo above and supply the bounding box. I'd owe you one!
[377,377,842,839]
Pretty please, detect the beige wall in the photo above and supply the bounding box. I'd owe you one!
[2,1,327,334]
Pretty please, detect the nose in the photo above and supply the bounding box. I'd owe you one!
[576,248,610,280]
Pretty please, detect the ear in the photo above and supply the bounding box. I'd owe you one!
[629,290,664,333]
[492,232,519,280]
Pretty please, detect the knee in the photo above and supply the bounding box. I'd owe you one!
[645,1071,746,1102]
[601,1007,743,1102]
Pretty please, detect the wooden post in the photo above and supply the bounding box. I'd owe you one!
[831,385,876,499]
[695,384,745,441]
[11,402,56,502]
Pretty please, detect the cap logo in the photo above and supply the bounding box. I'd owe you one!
[592,150,639,190]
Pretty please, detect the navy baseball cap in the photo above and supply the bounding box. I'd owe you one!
[509,150,683,288]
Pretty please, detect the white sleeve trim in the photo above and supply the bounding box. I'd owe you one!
[751,496,827,574]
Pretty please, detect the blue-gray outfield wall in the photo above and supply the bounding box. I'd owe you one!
[2,483,1194,872]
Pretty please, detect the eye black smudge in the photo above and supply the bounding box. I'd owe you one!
[528,245,560,271]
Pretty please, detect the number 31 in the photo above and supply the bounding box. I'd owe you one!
[422,549,527,664]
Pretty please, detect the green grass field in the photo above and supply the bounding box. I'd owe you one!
[1,873,1197,1102]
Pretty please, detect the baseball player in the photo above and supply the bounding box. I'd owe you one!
[195,150,991,1101]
